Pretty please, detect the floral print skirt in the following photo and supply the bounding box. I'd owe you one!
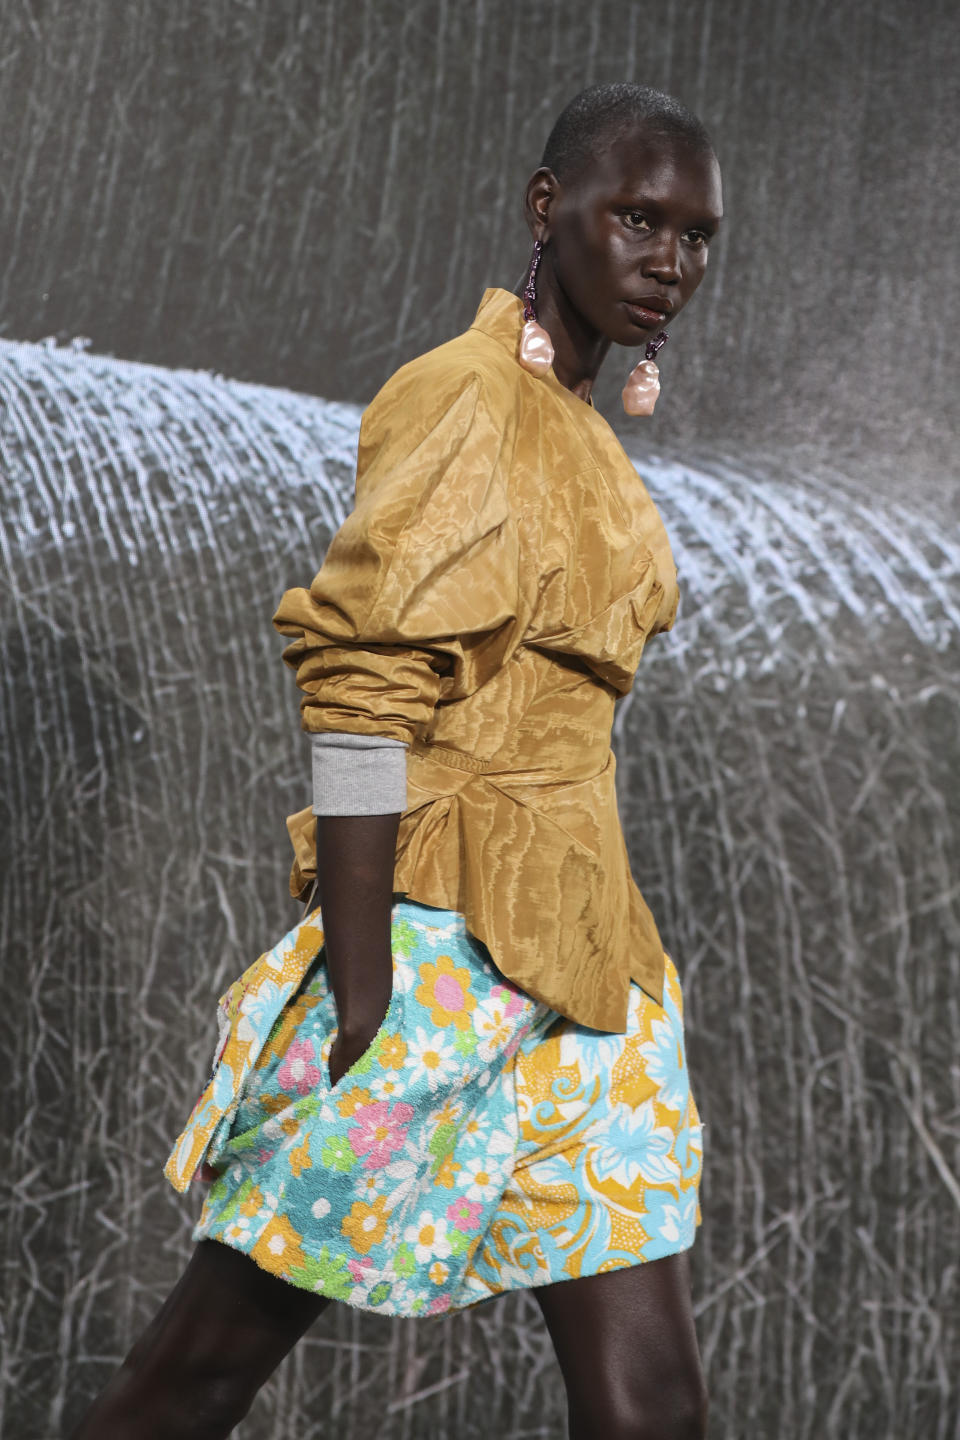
[165,899,702,1318]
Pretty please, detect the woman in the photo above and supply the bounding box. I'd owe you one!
[72,82,723,1440]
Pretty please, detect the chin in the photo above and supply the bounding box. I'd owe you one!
[618,322,663,348]
[617,309,673,345]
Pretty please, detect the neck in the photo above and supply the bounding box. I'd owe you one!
[513,256,610,402]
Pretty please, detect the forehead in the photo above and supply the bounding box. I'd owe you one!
[577,128,722,214]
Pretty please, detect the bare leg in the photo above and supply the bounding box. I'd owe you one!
[535,1252,707,1440]
[69,1240,331,1440]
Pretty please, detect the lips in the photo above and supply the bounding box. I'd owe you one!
[623,297,673,328]
[628,295,673,315]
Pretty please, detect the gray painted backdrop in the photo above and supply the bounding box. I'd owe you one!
[0,2,958,1438]
[1,0,957,503]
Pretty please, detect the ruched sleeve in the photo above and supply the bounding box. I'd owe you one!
[272,367,520,747]
[264,286,680,1025]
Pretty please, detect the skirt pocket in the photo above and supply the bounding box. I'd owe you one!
[188,900,554,1315]
[319,984,404,1093]
[164,907,327,1192]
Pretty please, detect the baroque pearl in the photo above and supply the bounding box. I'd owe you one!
[518,319,554,376]
[621,359,661,416]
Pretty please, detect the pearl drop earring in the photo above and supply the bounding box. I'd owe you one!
[517,240,555,376]
[622,330,668,415]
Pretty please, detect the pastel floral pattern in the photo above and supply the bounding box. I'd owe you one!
[415,954,477,1031]
[587,1099,682,1190]
[170,901,702,1316]
[347,1100,414,1169]
[638,1009,689,1114]
[341,1197,390,1255]
[276,1038,322,1096]
[405,1211,453,1264]
[405,1027,460,1092]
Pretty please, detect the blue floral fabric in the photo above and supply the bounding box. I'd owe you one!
[173,900,702,1317]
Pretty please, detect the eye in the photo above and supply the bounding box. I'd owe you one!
[622,211,653,232]
[683,229,711,248]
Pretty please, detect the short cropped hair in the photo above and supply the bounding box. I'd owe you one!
[541,83,715,182]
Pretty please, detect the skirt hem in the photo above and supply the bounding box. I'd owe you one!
[192,1218,701,1319]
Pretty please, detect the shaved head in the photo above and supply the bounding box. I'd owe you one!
[541,83,715,185]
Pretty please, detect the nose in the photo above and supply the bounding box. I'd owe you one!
[642,230,682,285]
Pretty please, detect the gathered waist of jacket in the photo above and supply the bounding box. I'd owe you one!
[407,732,612,786]
[284,709,665,1031]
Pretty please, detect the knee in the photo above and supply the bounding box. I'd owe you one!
[131,1348,260,1440]
[69,1355,257,1440]
[663,1367,709,1440]
[570,1366,708,1440]
[168,1373,256,1438]
[123,1350,258,1440]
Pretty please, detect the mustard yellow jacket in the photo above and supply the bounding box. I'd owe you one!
[273,287,680,1031]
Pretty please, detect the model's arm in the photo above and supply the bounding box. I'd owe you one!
[310,733,408,1085]
[315,811,400,1086]
[272,373,516,1087]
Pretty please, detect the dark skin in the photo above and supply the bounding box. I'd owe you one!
[70,122,721,1440]
[518,128,723,402]
[316,812,401,1088]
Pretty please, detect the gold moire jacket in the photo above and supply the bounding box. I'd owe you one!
[273,286,680,1032]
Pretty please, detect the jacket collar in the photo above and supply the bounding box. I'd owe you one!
[469,286,525,351]
[469,286,595,410]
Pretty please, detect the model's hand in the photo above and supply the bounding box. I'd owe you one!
[312,811,401,1085]
[327,1008,390,1088]
[325,943,393,1086]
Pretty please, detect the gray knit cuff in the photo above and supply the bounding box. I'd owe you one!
[310,731,408,816]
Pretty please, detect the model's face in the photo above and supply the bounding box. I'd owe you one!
[541,128,723,346]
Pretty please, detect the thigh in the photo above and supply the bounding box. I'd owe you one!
[70,1241,331,1439]
[534,1253,706,1439]
[131,1239,329,1376]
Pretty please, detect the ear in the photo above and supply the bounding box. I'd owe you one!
[522,167,559,242]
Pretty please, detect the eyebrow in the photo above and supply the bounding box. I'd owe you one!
[616,192,724,228]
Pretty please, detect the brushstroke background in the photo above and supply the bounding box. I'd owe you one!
[0,2,957,1437]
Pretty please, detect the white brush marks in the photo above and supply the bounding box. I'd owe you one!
[0,340,957,1439]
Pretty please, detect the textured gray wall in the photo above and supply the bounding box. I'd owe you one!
[0,0,957,504]
[2,346,958,1440]
[1,1,958,1437]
